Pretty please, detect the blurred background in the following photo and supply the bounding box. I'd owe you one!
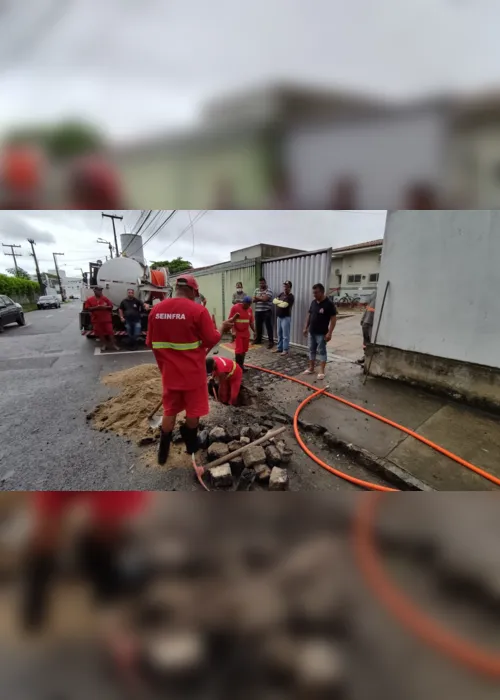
[2,0,500,209]
[1,492,500,699]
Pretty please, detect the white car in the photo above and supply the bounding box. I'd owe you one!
[37,295,61,309]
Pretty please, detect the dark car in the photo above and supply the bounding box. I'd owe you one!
[0,295,25,333]
[37,295,61,310]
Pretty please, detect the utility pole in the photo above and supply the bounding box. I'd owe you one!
[2,243,22,274]
[52,252,64,299]
[27,239,44,290]
[97,238,113,259]
[102,213,123,257]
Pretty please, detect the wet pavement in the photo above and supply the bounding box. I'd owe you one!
[226,329,500,491]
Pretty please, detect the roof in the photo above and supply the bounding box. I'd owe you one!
[331,239,384,254]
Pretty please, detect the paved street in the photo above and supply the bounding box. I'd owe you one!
[0,302,181,491]
[0,304,378,491]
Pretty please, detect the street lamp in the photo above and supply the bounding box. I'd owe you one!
[97,238,114,259]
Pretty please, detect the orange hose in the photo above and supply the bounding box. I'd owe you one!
[247,364,500,489]
[294,388,397,492]
[353,494,500,679]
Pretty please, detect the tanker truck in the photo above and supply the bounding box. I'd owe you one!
[79,235,172,343]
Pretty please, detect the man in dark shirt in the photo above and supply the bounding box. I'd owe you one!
[119,288,145,349]
[272,280,295,356]
[303,282,337,380]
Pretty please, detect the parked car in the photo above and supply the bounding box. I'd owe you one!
[37,295,61,309]
[0,295,25,332]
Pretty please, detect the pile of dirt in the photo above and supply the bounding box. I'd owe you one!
[91,364,163,443]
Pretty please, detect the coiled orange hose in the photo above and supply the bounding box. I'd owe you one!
[353,494,500,679]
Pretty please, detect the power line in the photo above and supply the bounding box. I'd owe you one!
[121,210,158,256]
[155,210,207,259]
[141,210,178,251]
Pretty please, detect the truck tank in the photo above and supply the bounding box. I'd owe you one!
[120,233,145,264]
[96,256,146,307]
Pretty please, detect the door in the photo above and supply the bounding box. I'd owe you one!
[2,296,17,324]
[0,296,7,326]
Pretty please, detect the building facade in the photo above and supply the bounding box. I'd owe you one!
[366,211,500,411]
[329,239,383,302]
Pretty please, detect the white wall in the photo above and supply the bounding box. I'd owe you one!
[376,211,500,369]
[285,108,449,209]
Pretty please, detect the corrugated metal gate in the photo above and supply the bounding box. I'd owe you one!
[169,259,258,326]
[262,248,332,349]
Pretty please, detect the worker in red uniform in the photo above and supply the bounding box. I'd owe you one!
[84,285,119,352]
[206,355,243,406]
[20,491,150,631]
[146,274,234,464]
[228,295,254,370]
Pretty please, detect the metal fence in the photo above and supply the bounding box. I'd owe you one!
[169,258,258,326]
[262,248,332,349]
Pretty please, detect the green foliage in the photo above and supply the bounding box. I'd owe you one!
[0,274,40,298]
[6,267,31,280]
[151,257,193,274]
[5,120,104,160]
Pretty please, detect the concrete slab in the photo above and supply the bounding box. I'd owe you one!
[388,404,500,491]
[242,345,500,491]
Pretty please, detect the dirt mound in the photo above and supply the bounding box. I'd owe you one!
[101,363,161,388]
[92,364,162,443]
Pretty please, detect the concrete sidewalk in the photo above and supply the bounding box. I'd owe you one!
[229,340,500,491]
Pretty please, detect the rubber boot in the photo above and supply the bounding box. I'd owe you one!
[235,353,244,370]
[157,429,172,465]
[20,551,56,631]
[78,530,126,604]
[180,425,199,455]
[241,352,248,372]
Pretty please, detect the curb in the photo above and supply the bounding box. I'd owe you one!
[322,430,434,491]
[243,401,435,491]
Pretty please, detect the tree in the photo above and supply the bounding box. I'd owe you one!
[5,120,104,160]
[6,267,31,280]
[151,257,193,274]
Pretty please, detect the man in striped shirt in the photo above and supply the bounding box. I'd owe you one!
[252,277,274,349]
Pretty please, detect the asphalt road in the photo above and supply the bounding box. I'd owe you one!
[0,302,186,491]
[0,303,388,491]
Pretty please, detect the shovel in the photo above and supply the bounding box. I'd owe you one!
[147,398,164,430]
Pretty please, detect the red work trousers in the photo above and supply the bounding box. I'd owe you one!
[218,365,243,406]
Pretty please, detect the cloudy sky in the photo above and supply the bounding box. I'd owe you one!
[1,0,499,139]
[0,210,386,277]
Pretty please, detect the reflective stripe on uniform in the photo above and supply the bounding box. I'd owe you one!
[152,340,202,350]
[235,318,250,323]
[228,361,237,377]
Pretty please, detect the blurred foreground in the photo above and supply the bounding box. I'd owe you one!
[3,86,500,209]
[0,492,499,699]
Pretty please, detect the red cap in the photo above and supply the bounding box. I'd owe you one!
[176,274,199,295]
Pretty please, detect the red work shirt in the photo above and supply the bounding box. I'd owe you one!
[146,297,221,391]
[229,304,253,337]
[84,295,113,325]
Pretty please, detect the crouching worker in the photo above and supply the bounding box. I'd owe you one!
[228,295,254,371]
[146,274,234,465]
[206,355,243,407]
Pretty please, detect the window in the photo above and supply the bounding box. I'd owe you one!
[369,273,379,283]
[347,274,362,284]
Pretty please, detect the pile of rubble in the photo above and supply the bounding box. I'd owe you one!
[197,423,293,491]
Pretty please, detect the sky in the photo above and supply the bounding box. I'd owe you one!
[0,210,387,277]
[1,0,499,139]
